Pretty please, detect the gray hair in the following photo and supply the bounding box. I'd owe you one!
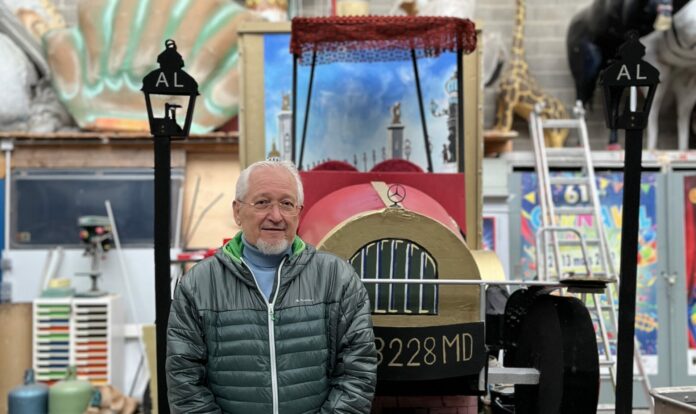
[236,159,304,205]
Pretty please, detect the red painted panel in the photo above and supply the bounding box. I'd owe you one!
[298,181,462,246]
[299,170,466,235]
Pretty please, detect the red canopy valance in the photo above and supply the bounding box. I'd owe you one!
[290,16,477,65]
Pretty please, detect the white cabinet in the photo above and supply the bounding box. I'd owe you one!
[33,295,124,390]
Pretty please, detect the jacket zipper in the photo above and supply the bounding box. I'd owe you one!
[241,256,286,414]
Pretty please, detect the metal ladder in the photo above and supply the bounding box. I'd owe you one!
[528,101,653,409]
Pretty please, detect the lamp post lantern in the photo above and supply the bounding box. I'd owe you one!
[599,32,659,414]
[142,39,199,138]
[142,39,199,414]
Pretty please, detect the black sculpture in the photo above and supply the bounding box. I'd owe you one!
[566,0,688,109]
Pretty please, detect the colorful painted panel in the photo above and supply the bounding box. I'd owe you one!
[685,176,696,375]
[518,171,659,373]
[263,34,461,172]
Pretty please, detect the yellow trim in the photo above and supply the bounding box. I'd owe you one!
[316,208,386,248]
[370,181,395,208]
[470,250,506,281]
[463,28,484,249]
[239,21,291,34]
[238,22,291,168]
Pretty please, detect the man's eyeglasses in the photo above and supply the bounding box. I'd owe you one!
[236,199,302,216]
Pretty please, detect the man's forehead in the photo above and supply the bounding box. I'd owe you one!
[247,167,297,195]
[248,166,293,183]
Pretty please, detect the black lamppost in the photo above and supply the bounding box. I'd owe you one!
[142,39,199,414]
[599,32,659,414]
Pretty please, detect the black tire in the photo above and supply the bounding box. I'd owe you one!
[507,294,599,414]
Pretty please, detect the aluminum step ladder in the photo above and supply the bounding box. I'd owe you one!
[528,101,653,409]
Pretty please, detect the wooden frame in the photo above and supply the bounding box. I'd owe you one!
[238,22,291,170]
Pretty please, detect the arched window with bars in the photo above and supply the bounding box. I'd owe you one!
[350,239,438,315]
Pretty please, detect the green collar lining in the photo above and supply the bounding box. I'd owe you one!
[223,232,306,262]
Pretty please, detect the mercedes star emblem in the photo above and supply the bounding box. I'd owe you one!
[387,184,406,206]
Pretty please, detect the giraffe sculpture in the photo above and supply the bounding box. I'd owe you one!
[493,0,569,147]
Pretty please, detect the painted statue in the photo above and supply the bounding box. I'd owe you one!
[0,1,71,132]
[642,0,696,150]
[392,102,402,124]
[282,92,291,111]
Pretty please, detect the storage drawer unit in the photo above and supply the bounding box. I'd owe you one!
[32,296,123,388]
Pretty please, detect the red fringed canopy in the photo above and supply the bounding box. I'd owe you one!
[290,16,477,65]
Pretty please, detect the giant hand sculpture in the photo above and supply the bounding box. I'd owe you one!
[44,0,261,133]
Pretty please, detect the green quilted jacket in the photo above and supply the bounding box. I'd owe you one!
[166,233,377,413]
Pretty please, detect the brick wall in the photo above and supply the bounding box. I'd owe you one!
[372,395,479,414]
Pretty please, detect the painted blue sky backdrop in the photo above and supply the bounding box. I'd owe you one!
[263,33,459,171]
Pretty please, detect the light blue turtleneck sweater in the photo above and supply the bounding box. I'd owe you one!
[241,235,291,301]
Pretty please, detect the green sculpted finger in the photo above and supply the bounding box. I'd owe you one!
[198,50,241,124]
[130,0,177,82]
[186,3,251,82]
[107,0,145,78]
[44,28,83,101]
[76,0,114,86]
[166,0,227,60]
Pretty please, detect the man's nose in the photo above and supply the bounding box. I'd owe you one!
[266,203,284,220]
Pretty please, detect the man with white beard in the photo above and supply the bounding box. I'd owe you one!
[166,159,377,414]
